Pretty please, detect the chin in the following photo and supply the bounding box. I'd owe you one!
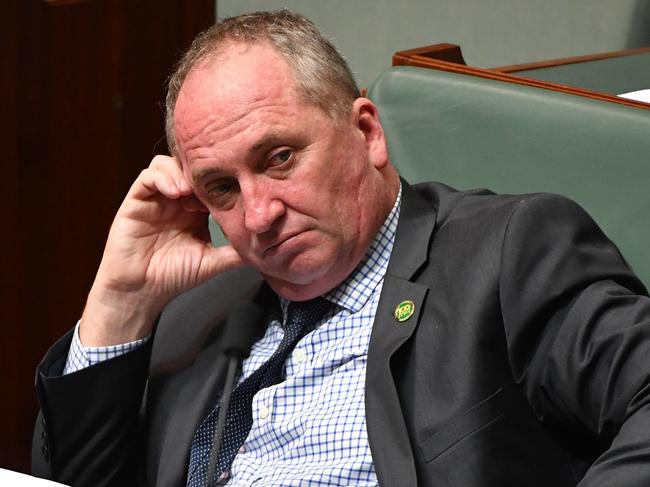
[261,264,336,301]
[264,258,360,302]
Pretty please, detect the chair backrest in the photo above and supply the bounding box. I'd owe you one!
[368,66,650,287]
[512,51,650,95]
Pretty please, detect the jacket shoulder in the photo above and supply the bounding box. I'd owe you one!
[151,266,264,374]
[410,180,558,227]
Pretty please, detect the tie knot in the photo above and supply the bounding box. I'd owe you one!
[287,297,332,332]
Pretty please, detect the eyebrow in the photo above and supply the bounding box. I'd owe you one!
[249,133,283,155]
[191,133,285,184]
[192,166,222,184]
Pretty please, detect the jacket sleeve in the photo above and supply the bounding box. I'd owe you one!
[32,329,152,487]
[500,193,650,486]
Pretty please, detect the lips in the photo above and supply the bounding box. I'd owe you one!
[261,230,305,257]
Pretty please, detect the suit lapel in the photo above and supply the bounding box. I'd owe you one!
[152,276,272,487]
[155,342,229,487]
[366,181,437,486]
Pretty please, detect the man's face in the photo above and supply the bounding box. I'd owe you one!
[174,43,395,300]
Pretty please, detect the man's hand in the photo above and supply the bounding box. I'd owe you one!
[80,155,244,346]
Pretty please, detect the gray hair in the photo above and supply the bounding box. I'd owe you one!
[165,9,360,155]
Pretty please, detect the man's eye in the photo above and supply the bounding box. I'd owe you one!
[207,181,236,197]
[268,149,294,167]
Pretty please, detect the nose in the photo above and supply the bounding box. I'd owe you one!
[241,179,286,234]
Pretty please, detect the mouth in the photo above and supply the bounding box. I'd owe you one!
[262,230,305,257]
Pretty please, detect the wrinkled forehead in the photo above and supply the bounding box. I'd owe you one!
[173,43,308,153]
[175,43,297,121]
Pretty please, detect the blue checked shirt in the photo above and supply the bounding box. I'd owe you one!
[65,186,402,486]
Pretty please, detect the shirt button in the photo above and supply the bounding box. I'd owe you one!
[239,445,246,454]
[293,349,306,364]
[259,404,270,420]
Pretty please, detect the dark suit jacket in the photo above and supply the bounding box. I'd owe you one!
[33,181,650,487]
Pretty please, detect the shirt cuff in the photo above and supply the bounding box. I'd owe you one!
[63,321,151,374]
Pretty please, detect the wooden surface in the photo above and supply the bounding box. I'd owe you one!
[1,0,214,473]
[393,44,650,110]
[393,43,466,65]
[494,46,650,73]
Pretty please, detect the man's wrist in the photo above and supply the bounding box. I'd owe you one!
[80,285,160,346]
[64,320,151,374]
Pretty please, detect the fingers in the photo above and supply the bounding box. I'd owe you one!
[180,193,209,213]
[128,155,193,201]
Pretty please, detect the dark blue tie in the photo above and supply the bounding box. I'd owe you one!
[187,297,332,486]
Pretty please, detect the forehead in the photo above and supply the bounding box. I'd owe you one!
[173,43,300,143]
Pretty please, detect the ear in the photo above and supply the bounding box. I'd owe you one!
[352,98,389,169]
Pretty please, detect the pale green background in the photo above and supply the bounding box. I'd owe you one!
[217,0,650,88]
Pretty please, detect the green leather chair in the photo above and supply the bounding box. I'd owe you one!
[209,216,227,247]
[368,66,650,287]
[511,51,650,96]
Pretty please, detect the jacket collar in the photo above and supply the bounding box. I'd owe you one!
[366,180,438,486]
[388,180,438,280]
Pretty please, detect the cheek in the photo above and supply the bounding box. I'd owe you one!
[333,169,366,216]
[324,196,361,249]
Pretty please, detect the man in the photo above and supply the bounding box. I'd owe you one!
[33,10,650,487]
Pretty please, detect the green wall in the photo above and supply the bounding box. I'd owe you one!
[217,0,650,88]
